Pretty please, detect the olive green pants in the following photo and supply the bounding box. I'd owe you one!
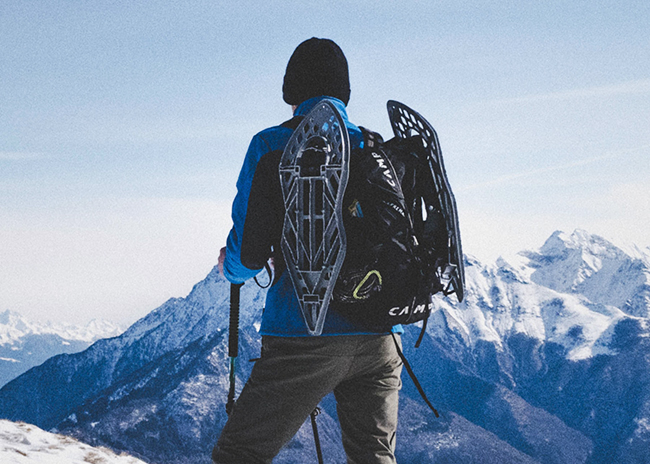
[212,334,402,464]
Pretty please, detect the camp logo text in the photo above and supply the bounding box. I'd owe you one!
[388,302,434,317]
[370,151,396,188]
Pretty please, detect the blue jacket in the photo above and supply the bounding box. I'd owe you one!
[224,96,396,336]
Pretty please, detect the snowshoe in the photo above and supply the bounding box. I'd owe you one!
[279,101,351,335]
[387,100,465,301]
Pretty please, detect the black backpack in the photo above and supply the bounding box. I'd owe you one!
[331,128,448,332]
[241,108,456,337]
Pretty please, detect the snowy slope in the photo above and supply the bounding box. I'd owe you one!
[0,419,146,464]
[0,310,124,387]
[0,269,263,430]
[523,229,650,317]
[431,254,627,361]
[425,229,649,361]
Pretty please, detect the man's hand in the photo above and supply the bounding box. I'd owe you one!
[218,246,226,275]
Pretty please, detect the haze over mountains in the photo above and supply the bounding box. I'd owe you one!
[1,229,648,464]
[0,311,124,387]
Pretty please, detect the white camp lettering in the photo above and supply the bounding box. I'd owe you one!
[370,151,396,188]
[388,306,410,317]
[414,304,426,314]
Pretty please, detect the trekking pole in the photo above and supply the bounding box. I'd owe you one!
[226,282,243,415]
[310,407,324,464]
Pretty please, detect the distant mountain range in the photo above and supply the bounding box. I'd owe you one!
[0,310,124,387]
[0,229,648,464]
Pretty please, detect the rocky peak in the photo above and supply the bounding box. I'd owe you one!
[520,230,650,317]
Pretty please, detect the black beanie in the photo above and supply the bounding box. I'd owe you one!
[283,38,350,106]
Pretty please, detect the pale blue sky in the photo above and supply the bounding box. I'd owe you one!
[2,1,649,325]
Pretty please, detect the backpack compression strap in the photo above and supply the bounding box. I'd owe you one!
[391,332,439,417]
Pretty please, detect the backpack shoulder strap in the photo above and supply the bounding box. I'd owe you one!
[358,126,384,151]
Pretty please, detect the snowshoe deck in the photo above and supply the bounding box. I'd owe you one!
[387,100,465,302]
[279,101,350,335]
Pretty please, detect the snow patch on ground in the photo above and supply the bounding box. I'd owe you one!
[0,419,146,463]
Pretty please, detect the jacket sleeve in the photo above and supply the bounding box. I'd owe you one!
[223,134,272,284]
[240,150,283,270]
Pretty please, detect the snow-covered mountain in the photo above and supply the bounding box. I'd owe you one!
[0,229,648,464]
[0,310,124,387]
[524,229,650,318]
[0,419,146,463]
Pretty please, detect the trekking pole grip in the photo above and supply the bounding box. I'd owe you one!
[226,282,243,415]
[229,283,243,358]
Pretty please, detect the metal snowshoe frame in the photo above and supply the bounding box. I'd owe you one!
[387,100,465,302]
[279,101,350,336]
